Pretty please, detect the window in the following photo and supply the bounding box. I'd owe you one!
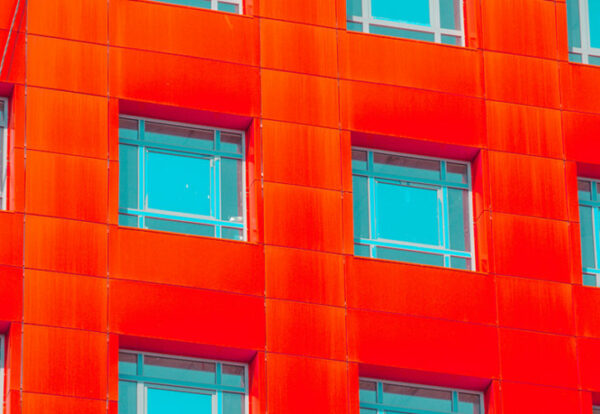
[118,351,248,414]
[594,406,600,414]
[577,178,600,286]
[150,0,242,14]
[0,98,7,210]
[567,0,600,65]
[360,378,483,414]
[346,0,464,45]
[118,116,245,240]
[352,149,474,270]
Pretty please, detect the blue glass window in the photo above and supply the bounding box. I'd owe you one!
[567,0,600,64]
[119,351,247,414]
[346,0,464,45]
[0,98,7,210]
[577,178,600,287]
[360,379,483,414]
[148,0,242,14]
[352,149,473,269]
[118,116,245,241]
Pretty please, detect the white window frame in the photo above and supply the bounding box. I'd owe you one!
[569,0,600,64]
[347,0,465,45]
[0,98,8,211]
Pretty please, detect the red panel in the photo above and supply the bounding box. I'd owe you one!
[579,337,600,392]
[266,299,346,360]
[266,354,348,414]
[24,215,108,276]
[560,61,600,113]
[347,309,500,380]
[261,19,337,77]
[258,0,337,27]
[263,182,342,253]
[262,120,342,190]
[491,213,572,282]
[0,265,22,322]
[265,245,345,306]
[501,381,582,414]
[109,279,265,350]
[564,110,600,164]
[22,393,107,414]
[575,285,600,338]
[25,150,108,223]
[347,256,496,324]
[0,212,23,267]
[24,270,107,331]
[338,31,483,97]
[499,328,578,388]
[496,276,573,335]
[22,325,107,399]
[481,0,558,59]
[108,226,264,295]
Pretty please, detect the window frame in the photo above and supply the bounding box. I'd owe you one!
[148,0,243,14]
[359,377,485,414]
[118,115,247,241]
[567,0,600,64]
[352,147,476,270]
[0,98,8,211]
[347,0,466,45]
[118,349,249,414]
[577,176,600,286]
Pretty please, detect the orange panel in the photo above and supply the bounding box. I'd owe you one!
[24,215,108,276]
[263,182,342,253]
[109,279,265,350]
[262,120,342,190]
[108,226,264,295]
[27,35,108,95]
[0,212,23,267]
[347,256,496,324]
[258,0,337,27]
[484,51,560,108]
[24,270,107,331]
[261,19,337,77]
[486,100,563,159]
[481,0,558,59]
[28,0,108,43]
[22,325,107,399]
[266,354,348,414]
[261,69,339,128]
[25,150,108,223]
[501,381,583,414]
[560,61,600,113]
[0,265,22,322]
[266,299,346,360]
[488,151,568,220]
[265,245,345,306]
[338,31,483,97]
[22,392,107,414]
[26,87,108,159]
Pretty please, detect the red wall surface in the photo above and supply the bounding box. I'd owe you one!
[0,0,598,413]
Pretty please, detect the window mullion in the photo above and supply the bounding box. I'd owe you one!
[362,0,371,33]
[580,0,591,63]
[430,0,442,43]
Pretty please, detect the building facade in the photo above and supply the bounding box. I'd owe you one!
[0,0,599,413]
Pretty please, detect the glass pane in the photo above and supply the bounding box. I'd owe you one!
[352,150,368,170]
[440,0,459,29]
[593,406,600,414]
[347,0,362,17]
[371,0,430,26]
[347,21,364,31]
[382,383,452,411]
[355,243,371,257]
[119,352,137,376]
[146,150,212,216]
[118,381,137,414]
[375,181,440,246]
[353,175,370,239]
[377,247,444,267]
[448,188,470,252]
[144,355,216,384]
[217,2,238,13]
[589,0,600,48]
[222,227,243,241]
[147,388,213,414]
[369,25,435,41]
[373,153,441,181]
[223,393,244,414]
[221,158,243,223]
[579,206,596,268]
[119,213,138,227]
[583,273,597,286]
[222,364,245,387]
[145,122,214,151]
[146,217,215,237]
[589,55,600,66]
[119,118,138,140]
[578,180,592,201]
[441,35,460,45]
[458,392,481,414]
[119,144,138,209]
[220,132,243,154]
[567,0,582,48]
[359,380,377,403]
[450,257,471,270]
[359,409,377,414]
[446,163,468,184]
[569,52,583,62]
[155,0,211,9]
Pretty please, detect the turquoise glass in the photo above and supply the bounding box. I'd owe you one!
[119,144,138,209]
[118,381,137,414]
[371,0,430,26]
[584,273,597,286]
[359,381,377,403]
[370,24,436,41]
[448,188,469,251]
[354,243,371,257]
[377,247,444,267]
[580,206,596,269]
[119,214,138,227]
[145,122,214,152]
[353,176,370,239]
[442,35,460,45]
[222,365,245,387]
[451,256,469,270]
[223,393,244,414]
[221,159,242,222]
[567,0,582,49]
[589,55,600,66]
[217,2,238,12]
[147,388,213,414]
[347,21,364,31]
[373,153,440,181]
[119,353,137,376]
[347,0,362,17]
[143,355,216,384]
[439,0,458,29]
[382,384,452,412]
[458,393,481,414]
[589,0,600,48]
[146,217,214,237]
[153,0,211,8]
